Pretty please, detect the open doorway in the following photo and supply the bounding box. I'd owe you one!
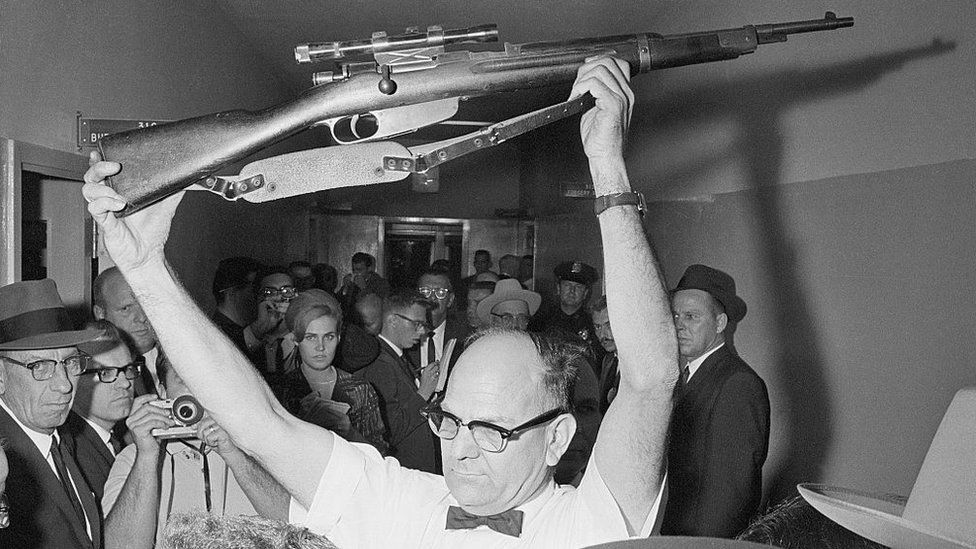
[384,220,464,291]
[1,138,92,326]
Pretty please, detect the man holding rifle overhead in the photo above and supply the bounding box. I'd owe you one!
[82,57,678,547]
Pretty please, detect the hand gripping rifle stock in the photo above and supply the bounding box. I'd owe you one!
[99,12,852,216]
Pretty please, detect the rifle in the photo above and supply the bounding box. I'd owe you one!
[100,12,853,216]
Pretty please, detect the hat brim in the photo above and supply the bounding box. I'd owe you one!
[798,484,974,549]
[584,538,768,549]
[0,328,103,351]
[477,290,542,324]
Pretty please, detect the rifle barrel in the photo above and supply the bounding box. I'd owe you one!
[755,12,854,44]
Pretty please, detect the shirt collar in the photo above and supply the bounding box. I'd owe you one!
[685,342,724,381]
[378,333,403,355]
[0,396,56,458]
[82,416,113,445]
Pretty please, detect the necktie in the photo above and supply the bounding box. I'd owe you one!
[445,505,524,537]
[427,335,437,364]
[138,355,157,396]
[676,365,690,395]
[109,430,124,455]
[50,436,87,525]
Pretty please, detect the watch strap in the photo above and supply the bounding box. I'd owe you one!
[594,191,645,216]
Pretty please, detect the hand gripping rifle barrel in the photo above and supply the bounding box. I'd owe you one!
[99,13,852,216]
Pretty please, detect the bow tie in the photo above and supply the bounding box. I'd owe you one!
[445,506,524,537]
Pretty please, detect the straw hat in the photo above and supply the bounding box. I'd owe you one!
[799,387,976,549]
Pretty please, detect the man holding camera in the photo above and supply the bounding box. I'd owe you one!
[101,353,288,549]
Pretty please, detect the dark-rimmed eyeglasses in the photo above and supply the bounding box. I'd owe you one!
[418,286,451,300]
[86,361,142,384]
[1,354,90,381]
[394,313,429,332]
[491,312,532,327]
[259,286,298,300]
[421,405,568,453]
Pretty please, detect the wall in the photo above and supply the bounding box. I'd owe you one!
[644,160,976,502]
[1,1,306,309]
[541,160,976,505]
[0,1,293,152]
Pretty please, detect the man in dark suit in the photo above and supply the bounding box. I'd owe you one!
[358,291,439,473]
[0,279,104,549]
[61,321,136,502]
[662,264,770,538]
[407,268,471,377]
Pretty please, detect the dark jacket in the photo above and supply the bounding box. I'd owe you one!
[0,406,102,549]
[357,338,438,473]
[59,411,117,503]
[661,344,770,538]
[405,315,471,379]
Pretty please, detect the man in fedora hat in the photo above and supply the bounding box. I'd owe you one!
[661,264,770,538]
[0,278,104,549]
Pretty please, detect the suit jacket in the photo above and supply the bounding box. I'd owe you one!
[405,315,471,377]
[59,411,116,503]
[661,345,770,538]
[0,406,102,549]
[357,338,438,473]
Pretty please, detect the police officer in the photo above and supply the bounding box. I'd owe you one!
[532,260,605,374]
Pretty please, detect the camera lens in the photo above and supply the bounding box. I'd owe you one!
[171,394,204,426]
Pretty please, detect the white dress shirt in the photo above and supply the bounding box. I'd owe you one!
[0,396,93,538]
[684,342,725,382]
[82,416,116,456]
[289,436,662,548]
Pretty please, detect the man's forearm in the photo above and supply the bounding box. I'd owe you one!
[591,155,677,534]
[104,455,160,549]
[223,450,291,521]
[119,259,333,507]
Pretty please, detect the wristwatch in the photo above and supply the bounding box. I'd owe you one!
[594,191,645,217]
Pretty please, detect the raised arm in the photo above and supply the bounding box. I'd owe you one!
[572,58,679,534]
[82,157,333,508]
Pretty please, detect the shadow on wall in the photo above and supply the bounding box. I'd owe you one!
[631,38,956,505]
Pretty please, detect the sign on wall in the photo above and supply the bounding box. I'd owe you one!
[76,114,170,148]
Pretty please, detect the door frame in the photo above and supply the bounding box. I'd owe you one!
[0,137,91,285]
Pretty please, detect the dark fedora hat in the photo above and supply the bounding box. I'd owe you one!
[672,264,747,323]
[0,279,102,350]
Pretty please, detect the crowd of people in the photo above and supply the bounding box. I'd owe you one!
[0,57,965,549]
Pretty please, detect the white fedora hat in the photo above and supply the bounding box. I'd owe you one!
[799,387,976,549]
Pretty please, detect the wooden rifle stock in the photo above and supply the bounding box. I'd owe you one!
[100,13,852,215]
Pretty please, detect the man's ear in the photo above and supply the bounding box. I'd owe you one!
[446,293,456,309]
[93,304,106,320]
[715,312,728,334]
[544,413,577,467]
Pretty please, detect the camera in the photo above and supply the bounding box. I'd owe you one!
[148,395,204,439]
